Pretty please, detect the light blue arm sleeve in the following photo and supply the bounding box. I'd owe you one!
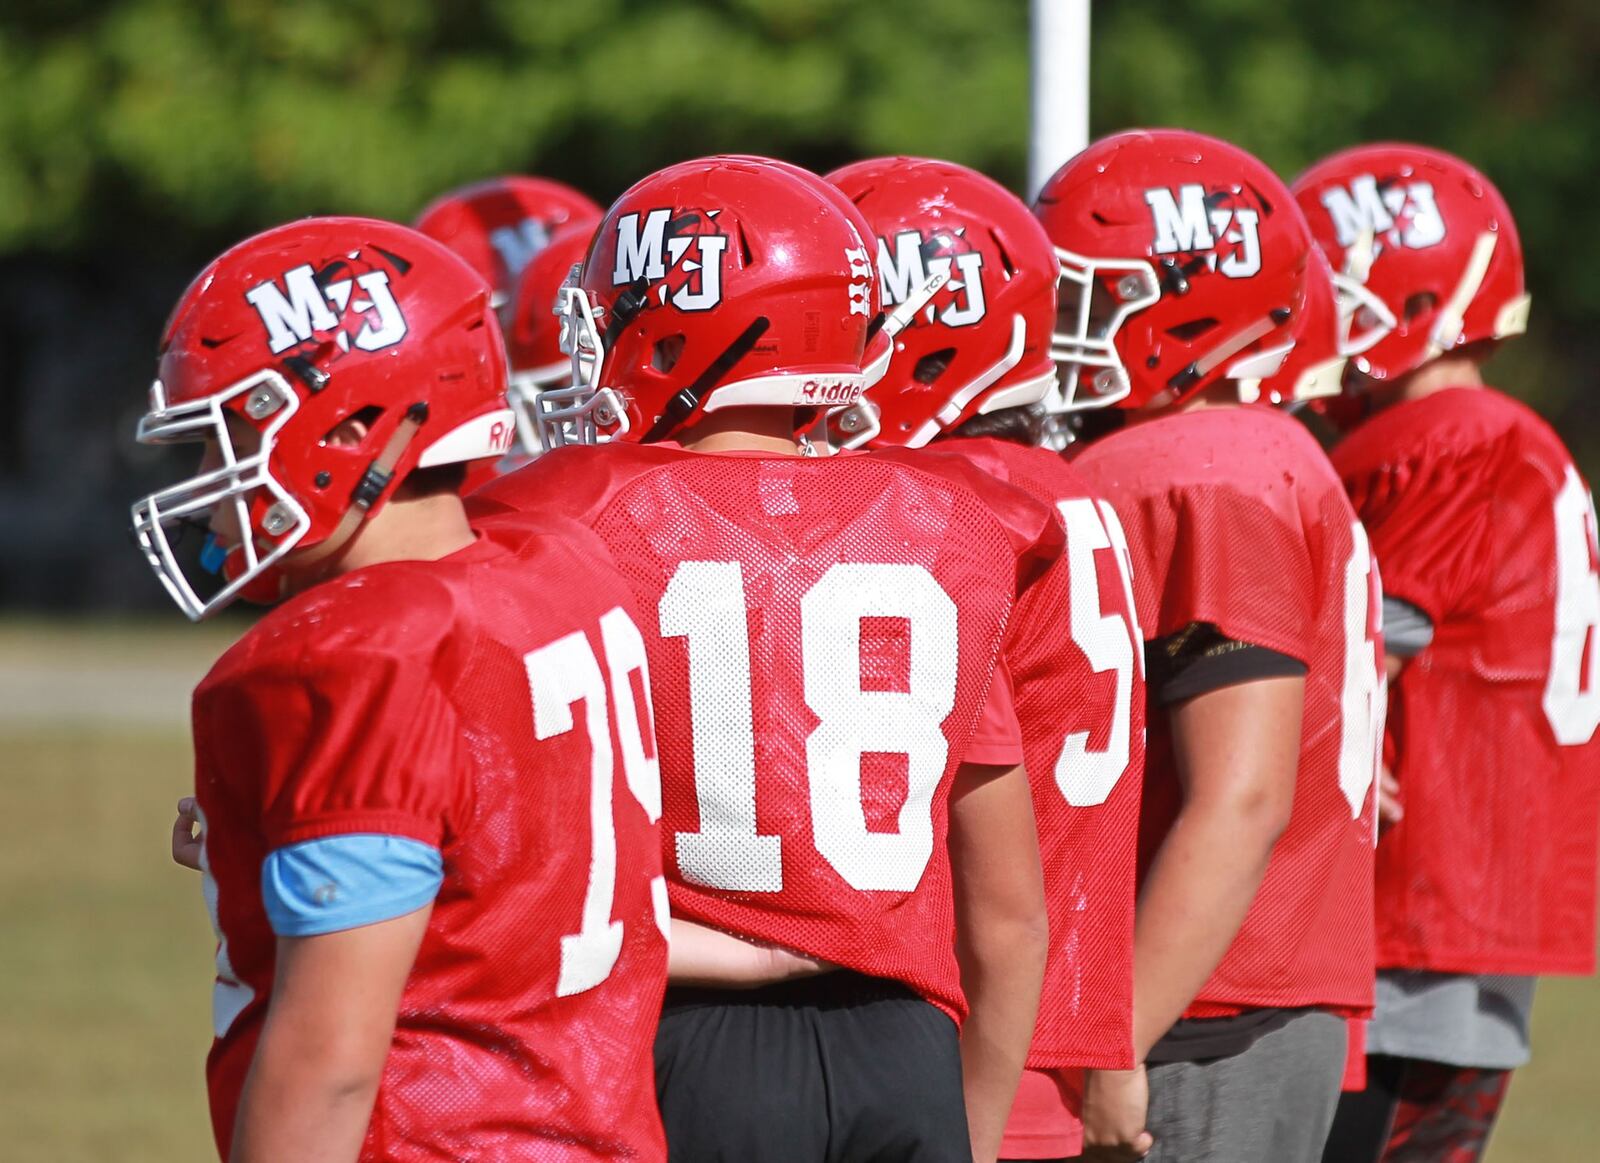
[261,834,443,938]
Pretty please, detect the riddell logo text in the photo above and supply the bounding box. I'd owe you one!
[489,419,515,454]
[798,379,860,405]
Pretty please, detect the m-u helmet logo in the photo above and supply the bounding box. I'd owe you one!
[611,207,729,311]
[876,229,987,327]
[1319,175,1447,254]
[1144,184,1262,278]
[489,218,554,283]
[244,254,409,357]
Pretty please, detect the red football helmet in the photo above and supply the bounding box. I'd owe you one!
[1292,143,1529,383]
[414,175,602,314]
[1033,129,1312,415]
[536,156,882,447]
[1243,245,1396,404]
[131,217,513,620]
[824,156,1059,448]
[504,220,596,455]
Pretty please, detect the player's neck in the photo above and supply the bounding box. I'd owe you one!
[1129,382,1241,425]
[1384,356,1484,407]
[285,492,478,591]
[675,406,810,455]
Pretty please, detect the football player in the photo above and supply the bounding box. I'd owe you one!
[417,175,603,475]
[500,221,599,459]
[134,218,668,1161]
[825,155,1147,1163]
[1036,130,1386,1163]
[470,155,1059,1163]
[413,174,602,317]
[1295,144,1600,1163]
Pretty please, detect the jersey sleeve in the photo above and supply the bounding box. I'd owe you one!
[200,643,471,854]
[963,658,1024,766]
[1132,484,1319,664]
[1337,445,1496,624]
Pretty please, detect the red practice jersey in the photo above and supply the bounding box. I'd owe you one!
[1072,406,1384,1017]
[952,437,1146,1070]
[192,514,668,1161]
[1333,386,1600,975]
[473,441,1062,1021]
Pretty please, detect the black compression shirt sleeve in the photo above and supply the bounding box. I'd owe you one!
[1145,622,1308,706]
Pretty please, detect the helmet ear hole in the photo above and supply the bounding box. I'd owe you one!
[324,405,384,448]
[652,334,686,373]
[1403,291,1437,322]
[913,348,957,385]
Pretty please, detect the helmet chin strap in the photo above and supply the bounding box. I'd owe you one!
[290,402,430,568]
[641,317,771,443]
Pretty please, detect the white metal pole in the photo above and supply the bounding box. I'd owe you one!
[1028,0,1091,200]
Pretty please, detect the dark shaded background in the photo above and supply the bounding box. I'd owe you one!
[2,0,1595,611]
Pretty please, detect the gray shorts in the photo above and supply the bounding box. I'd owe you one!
[1367,970,1535,1070]
[1146,1009,1346,1163]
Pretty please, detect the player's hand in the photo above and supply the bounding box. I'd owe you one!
[754,943,837,985]
[668,918,838,988]
[1376,766,1403,832]
[1080,1065,1154,1161]
[171,796,203,871]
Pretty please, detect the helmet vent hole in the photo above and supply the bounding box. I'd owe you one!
[913,348,957,385]
[653,334,686,373]
[1166,318,1219,342]
[1090,211,1113,226]
[372,246,412,275]
[1245,183,1274,216]
[991,232,1018,278]
[1403,292,1437,322]
[737,225,755,267]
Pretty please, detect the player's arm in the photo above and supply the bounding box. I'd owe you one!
[1083,632,1302,1159]
[1128,666,1303,1056]
[667,918,837,987]
[948,758,1049,1163]
[1375,596,1434,828]
[231,906,430,1163]
[229,829,445,1163]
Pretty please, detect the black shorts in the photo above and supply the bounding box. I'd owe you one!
[654,970,971,1163]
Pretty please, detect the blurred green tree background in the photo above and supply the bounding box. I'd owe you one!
[0,0,1595,607]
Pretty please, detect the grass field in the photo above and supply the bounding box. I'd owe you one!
[2,621,1595,1160]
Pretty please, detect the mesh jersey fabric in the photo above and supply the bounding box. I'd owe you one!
[473,440,1062,1022]
[191,514,668,1162]
[1001,1065,1085,1159]
[1072,406,1382,1017]
[967,659,1026,766]
[1333,386,1600,974]
[950,437,1145,1071]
